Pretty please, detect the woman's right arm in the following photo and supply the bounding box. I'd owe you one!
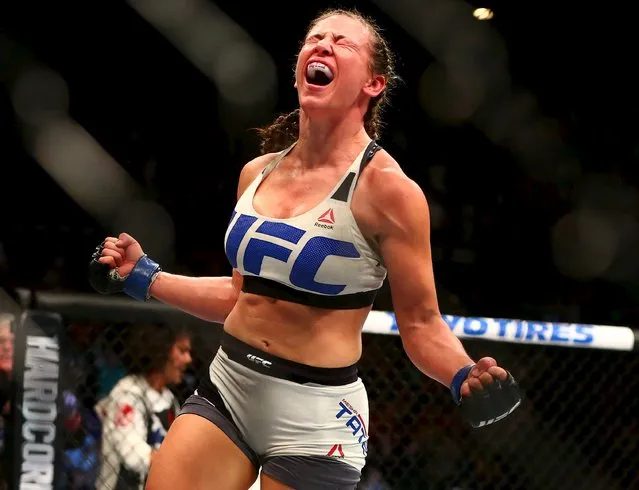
[148,271,242,324]
[144,152,277,323]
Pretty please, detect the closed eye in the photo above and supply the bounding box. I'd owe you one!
[305,33,350,44]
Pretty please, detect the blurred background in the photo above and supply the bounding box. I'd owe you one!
[1,0,638,489]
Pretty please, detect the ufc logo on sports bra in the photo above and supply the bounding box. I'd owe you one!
[225,212,359,295]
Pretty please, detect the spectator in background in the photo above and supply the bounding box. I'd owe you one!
[0,314,13,402]
[94,324,128,401]
[95,324,192,490]
[0,314,14,490]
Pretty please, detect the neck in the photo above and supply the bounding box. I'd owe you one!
[145,372,166,392]
[295,109,371,168]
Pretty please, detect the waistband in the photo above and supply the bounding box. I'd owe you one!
[220,332,359,386]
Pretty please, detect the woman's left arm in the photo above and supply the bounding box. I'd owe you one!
[369,165,508,400]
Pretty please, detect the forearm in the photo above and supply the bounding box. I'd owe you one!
[400,314,474,387]
[149,272,239,323]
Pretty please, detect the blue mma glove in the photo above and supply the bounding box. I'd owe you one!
[88,242,161,301]
[450,364,522,428]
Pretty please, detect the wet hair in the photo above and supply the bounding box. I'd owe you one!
[125,323,190,376]
[256,8,399,154]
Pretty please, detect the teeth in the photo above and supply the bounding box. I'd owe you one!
[306,62,334,81]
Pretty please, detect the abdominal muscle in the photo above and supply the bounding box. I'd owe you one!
[223,291,371,368]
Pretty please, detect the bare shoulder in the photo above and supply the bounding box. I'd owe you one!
[237,152,279,199]
[239,152,278,182]
[356,149,429,234]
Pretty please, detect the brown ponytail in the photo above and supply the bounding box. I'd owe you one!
[255,109,300,154]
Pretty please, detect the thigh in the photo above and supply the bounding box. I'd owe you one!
[145,414,257,490]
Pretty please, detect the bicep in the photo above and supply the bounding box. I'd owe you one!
[378,182,441,326]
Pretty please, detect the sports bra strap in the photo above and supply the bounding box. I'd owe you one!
[331,140,380,203]
[261,142,297,179]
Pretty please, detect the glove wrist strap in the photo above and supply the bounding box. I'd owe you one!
[122,255,162,301]
[450,364,475,404]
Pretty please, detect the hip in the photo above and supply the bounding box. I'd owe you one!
[201,332,370,464]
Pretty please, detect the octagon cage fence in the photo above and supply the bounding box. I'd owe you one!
[4,289,638,490]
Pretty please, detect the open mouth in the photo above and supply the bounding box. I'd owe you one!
[305,61,334,86]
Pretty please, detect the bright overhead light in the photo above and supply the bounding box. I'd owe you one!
[473,8,494,20]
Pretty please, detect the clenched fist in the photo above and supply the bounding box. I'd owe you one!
[88,233,161,301]
[97,233,145,278]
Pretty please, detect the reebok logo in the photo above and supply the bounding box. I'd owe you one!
[246,354,272,368]
[327,444,345,458]
[314,208,335,230]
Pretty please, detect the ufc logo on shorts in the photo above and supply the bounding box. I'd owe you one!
[246,354,272,368]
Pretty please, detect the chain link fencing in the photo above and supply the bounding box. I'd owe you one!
[5,293,638,490]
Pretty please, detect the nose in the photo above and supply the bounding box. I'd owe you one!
[314,39,332,55]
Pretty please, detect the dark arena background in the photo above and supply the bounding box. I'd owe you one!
[1,0,639,489]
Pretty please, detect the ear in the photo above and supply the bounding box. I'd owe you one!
[362,74,386,98]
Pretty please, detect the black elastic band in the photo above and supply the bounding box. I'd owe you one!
[242,276,378,310]
[360,141,380,172]
[221,332,358,386]
[353,141,380,189]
